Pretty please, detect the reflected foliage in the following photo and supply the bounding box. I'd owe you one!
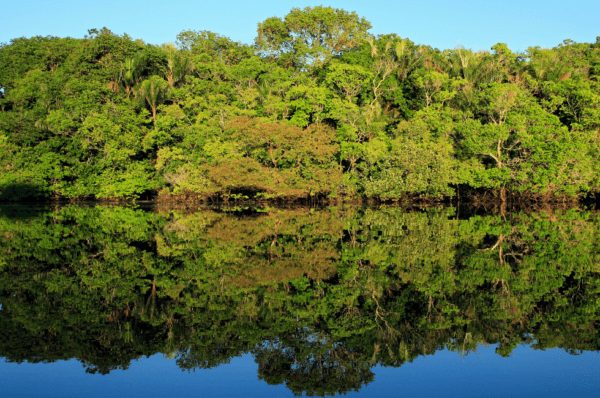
[0,205,599,395]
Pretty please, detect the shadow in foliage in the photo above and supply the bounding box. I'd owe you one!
[0,182,48,202]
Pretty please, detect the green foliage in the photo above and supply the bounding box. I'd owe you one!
[255,6,372,70]
[134,75,171,122]
[362,135,462,199]
[457,83,594,196]
[2,10,600,202]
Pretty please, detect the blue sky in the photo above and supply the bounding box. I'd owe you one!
[3,0,599,52]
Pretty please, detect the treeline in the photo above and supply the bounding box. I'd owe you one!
[1,205,600,395]
[1,6,600,202]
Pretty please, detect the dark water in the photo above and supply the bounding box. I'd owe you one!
[1,204,599,397]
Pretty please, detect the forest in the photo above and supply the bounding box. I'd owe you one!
[1,205,600,396]
[1,6,600,203]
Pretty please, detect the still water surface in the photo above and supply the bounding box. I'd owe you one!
[1,204,599,397]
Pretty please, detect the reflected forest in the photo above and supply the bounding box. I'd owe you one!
[1,204,600,396]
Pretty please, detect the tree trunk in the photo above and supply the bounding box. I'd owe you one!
[500,186,507,203]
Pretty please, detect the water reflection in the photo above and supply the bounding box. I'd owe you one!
[0,205,599,396]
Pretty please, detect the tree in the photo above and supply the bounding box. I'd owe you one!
[393,37,427,82]
[162,44,193,87]
[134,76,170,122]
[459,83,594,199]
[118,58,142,98]
[255,6,372,70]
[325,62,372,103]
[176,30,252,65]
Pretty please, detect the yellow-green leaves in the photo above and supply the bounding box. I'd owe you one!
[134,76,171,122]
[325,63,373,103]
[255,6,372,70]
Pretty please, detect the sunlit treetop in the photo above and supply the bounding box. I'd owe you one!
[255,6,372,70]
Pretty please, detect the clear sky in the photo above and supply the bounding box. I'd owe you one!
[3,0,599,52]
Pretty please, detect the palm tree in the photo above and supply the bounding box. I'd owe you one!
[163,44,193,87]
[394,39,427,82]
[431,46,505,108]
[526,47,572,83]
[436,46,502,84]
[119,58,142,98]
[134,76,171,122]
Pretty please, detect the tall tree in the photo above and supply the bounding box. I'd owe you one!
[162,44,193,87]
[118,58,142,98]
[255,6,372,70]
[134,76,170,122]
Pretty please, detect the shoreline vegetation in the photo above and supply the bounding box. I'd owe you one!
[1,6,600,204]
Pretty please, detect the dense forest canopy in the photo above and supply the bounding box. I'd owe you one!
[1,204,599,396]
[1,6,600,202]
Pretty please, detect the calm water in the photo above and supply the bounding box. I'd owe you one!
[1,204,599,397]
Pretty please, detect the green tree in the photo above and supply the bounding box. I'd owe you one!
[255,6,372,70]
[118,58,142,98]
[135,75,171,122]
[459,83,594,199]
[163,44,193,87]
